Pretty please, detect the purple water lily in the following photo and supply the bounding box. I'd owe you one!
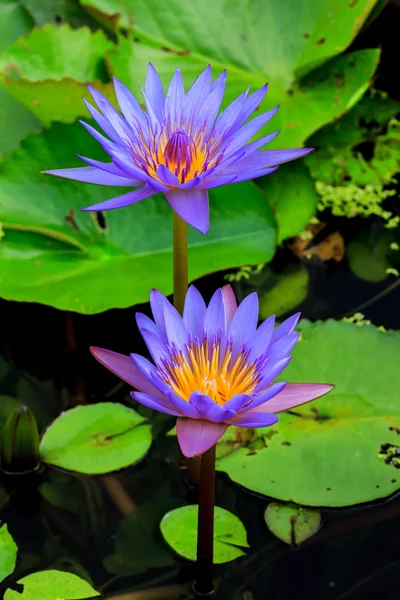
[91,285,333,457]
[44,64,312,234]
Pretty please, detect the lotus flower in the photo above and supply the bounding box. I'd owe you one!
[91,286,333,457]
[44,64,312,234]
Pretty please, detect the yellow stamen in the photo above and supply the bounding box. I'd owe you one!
[161,340,259,405]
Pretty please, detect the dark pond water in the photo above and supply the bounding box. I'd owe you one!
[2,3,400,599]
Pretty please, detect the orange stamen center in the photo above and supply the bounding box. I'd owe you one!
[160,340,259,405]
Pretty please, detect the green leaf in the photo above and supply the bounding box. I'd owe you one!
[40,403,152,474]
[265,502,321,545]
[0,524,17,584]
[0,122,276,313]
[0,2,41,158]
[347,230,392,282]
[306,93,400,186]
[160,505,248,563]
[4,570,100,599]
[257,163,319,242]
[217,320,400,507]
[20,0,102,29]
[107,34,380,148]
[0,23,115,125]
[105,491,182,574]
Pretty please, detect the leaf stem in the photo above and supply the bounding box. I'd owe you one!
[194,444,216,597]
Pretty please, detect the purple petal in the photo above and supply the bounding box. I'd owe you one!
[230,83,269,132]
[211,90,248,140]
[113,77,148,131]
[255,356,292,392]
[189,392,235,422]
[184,66,212,127]
[243,381,286,411]
[227,412,278,428]
[253,383,335,414]
[77,155,140,183]
[164,188,209,234]
[81,185,155,211]
[220,166,278,184]
[150,289,170,333]
[233,148,313,171]
[156,164,179,186]
[176,418,228,457]
[197,71,226,136]
[267,332,300,360]
[165,389,199,418]
[183,285,207,338]
[164,69,185,126]
[83,98,126,146]
[79,120,116,156]
[228,292,259,357]
[223,393,250,412]
[134,327,167,365]
[131,391,181,416]
[248,315,275,362]
[163,301,190,350]
[225,106,280,156]
[204,289,226,342]
[87,85,133,145]
[90,347,162,398]
[271,313,301,344]
[196,174,238,189]
[221,285,237,329]
[145,63,165,122]
[43,166,137,186]
[130,352,165,385]
[136,313,167,345]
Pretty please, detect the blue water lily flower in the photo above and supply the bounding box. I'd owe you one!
[44,64,312,234]
[91,285,333,457]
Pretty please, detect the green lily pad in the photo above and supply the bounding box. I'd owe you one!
[347,230,393,282]
[0,524,17,584]
[217,320,400,507]
[257,163,320,242]
[40,403,152,474]
[20,0,101,29]
[0,1,42,158]
[160,505,248,563]
[265,502,321,545]
[4,570,100,599]
[107,32,380,149]
[0,122,276,313]
[0,23,115,125]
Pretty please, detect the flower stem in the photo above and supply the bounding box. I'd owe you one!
[194,444,216,596]
[173,211,188,316]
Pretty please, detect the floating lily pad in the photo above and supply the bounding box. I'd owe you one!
[160,505,249,563]
[0,24,115,125]
[217,320,400,507]
[265,502,321,545]
[4,570,100,600]
[40,403,152,474]
[0,122,276,313]
[0,524,17,584]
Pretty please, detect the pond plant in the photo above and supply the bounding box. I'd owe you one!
[1,1,400,599]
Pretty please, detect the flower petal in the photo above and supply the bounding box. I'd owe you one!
[113,76,148,131]
[136,313,167,345]
[163,301,190,350]
[223,393,250,412]
[43,166,138,186]
[271,313,301,344]
[81,185,155,211]
[225,106,280,156]
[248,315,275,362]
[183,285,207,338]
[131,391,180,416]
[204,289,226,342]
[184,65,212,124]
[156,164,180,186]
[267,332,300,360]
[164,188,209,234]
[227,412,278,427]
[176,418,228,457]
[253,383,335,414]
[228,292,259,357]
[150,289,170,333]
[221,284,237,329]
[244,381,286,411]
[233,148,313,171]
[164,69,185,127]
[145,63,165,122]
[189,392,235,422]
[90,347,162,398]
